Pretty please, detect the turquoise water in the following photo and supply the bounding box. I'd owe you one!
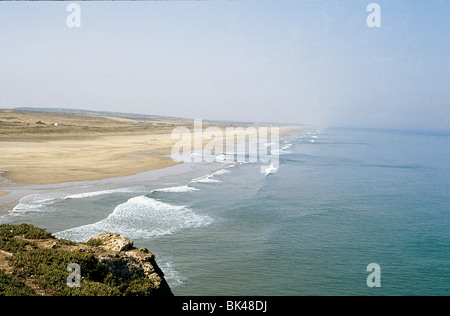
[2,128,449,295]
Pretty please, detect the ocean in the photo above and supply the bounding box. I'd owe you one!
[1,127,448,296]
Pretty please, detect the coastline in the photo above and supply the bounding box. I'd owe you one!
[0,109,307,187]
[0,161,225,216]
[0,109,308,216]
[0,120,313,293]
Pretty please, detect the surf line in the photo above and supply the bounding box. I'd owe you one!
[171,119,280,175]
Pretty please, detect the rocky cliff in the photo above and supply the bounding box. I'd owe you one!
[0,224,173,296]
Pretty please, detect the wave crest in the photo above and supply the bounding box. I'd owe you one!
[54,196,213,242]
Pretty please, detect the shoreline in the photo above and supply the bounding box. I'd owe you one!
[0,109,309,214]
[0,121,310,291]
[0,160,226,216]
[0,109,308,188]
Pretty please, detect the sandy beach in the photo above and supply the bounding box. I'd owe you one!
[0,109,190,186]
[0,109,307,189]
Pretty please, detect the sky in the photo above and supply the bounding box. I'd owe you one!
[0,1,449,131]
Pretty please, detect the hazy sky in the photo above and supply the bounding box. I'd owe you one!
[0,1,449,130]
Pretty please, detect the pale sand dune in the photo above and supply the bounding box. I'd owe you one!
[0,109,307,186]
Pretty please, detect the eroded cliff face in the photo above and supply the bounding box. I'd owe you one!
[0,224,173,296]
[86,233,173,295]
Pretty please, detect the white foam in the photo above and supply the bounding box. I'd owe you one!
[282,143,293,150]
[215,154,227,162]
[190,174,222,184]
[274,143,293,155]
[154,185,199,193]
[270,149,281,156]
[210,169,231,176]
[10,193,63,215]
[272,148,291,155]
[157,258,187,288]
[7,187,138,217]
[54,196,213,242]
[64,188,136,200]
[215,153,247,165]
[264,164,278,176]
[11,203,43,215]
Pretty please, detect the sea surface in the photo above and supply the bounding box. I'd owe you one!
[1,128,449,295]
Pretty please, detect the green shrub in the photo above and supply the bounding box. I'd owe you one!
[0,270,36,296]
[85,239,102,247]
[0,224,54,240]
[0,224,51,253]
[13,248,102,293]
[11,248,156,296]
[0,224,159,296]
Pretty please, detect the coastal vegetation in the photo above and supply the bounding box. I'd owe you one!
[0,224,172,296]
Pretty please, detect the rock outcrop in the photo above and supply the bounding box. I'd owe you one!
[87,233,172,294]
[91,232,134,252]
[0,224,173,296]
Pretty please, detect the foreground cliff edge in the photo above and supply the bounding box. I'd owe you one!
[0,224,173,296]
